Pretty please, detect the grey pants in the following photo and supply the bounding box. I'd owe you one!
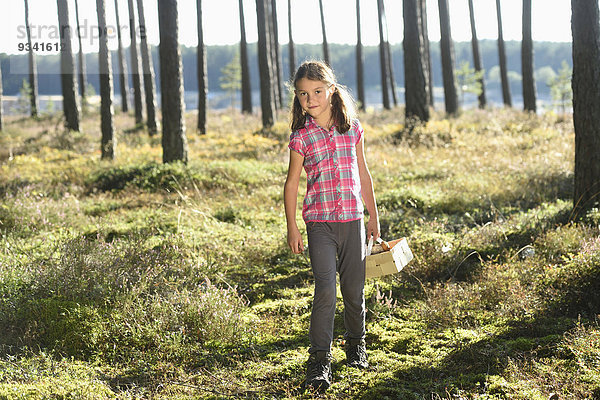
[306,220,366,353]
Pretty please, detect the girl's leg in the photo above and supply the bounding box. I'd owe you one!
[337,220,366,341]
[307,222,338,354]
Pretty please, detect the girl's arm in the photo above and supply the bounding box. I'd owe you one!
[284,149,305,254]
[356,135,381,241]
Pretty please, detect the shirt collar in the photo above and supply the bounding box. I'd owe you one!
[305,115,336,133]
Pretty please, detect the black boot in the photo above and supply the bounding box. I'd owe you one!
[305,351,332,391]
[345,338,369,369]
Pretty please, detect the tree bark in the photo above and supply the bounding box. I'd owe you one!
[24,0,39,117]
[270,0,283,109]
[196,0,207,134]
[468,0,486,109]
[158,0,188,163]
[137,0,159,135]
[438,0,458,114]
[96,0,116,159]
[355,0,365,110]
[74,0,87,105]
[318,0,330,65]
[114,0,129,112]
[403,0,429,123]
[128,0,145,124]
[496,0,512,107]
[255,0,275,128]
[419,0,433,108]
[376,0,390,110]
[287,0,296,80]
[240,0,252,114]
[571,0,600,217]
[57,0,80,131]
[521,0,536,112]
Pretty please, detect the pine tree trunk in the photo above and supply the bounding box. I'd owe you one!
[114,0,129,112]
[74,0,87,105]
[438,0,458,114]
[57,0,80,131]
[496,0,512,107]
[419,0,433,108]
[355,0,365,110]
[0,65,3,131]
[128,0,145,124]
[137,0,158,135]
[96,0,116,159]
[571,0,600,218]
[270,0,283,109]
[376,0,390,110]
[386,41,398,106]
[287,0,296,79]
[521,0,536,112]
[158,0,188,163]
[255,0,275,129]
[468,0,486,109]
[318,0,330,65]
[403,0,429,123]
[239,0,252,114]
[25,0,39,117]
[196,0,207,134]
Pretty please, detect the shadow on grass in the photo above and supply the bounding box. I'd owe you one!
[352,316,576,399]
[352,257,600,399]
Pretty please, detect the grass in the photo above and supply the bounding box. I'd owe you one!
[0,106,599,399]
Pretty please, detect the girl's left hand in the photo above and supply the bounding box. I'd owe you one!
[367,217,381,242]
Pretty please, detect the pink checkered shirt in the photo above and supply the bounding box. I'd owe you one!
[289,116,364,223]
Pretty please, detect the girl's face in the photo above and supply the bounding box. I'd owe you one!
[295,78,335,123]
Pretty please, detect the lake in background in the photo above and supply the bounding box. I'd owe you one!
[1,87,561,117]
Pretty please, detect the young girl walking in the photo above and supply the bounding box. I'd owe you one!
[284,60,380,391]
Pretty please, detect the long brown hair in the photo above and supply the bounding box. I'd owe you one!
[290,61,357,133]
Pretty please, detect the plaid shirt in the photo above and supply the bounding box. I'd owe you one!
[289,116,364,222]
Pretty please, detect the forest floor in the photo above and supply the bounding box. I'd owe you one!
[0,107,599,399]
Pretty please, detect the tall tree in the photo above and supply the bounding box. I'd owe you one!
[137,0,159,135]
[318,0,330,65]
[287,0,296,80]
[496,0,512,106]
[521,0,536,112]
[270,0,284,109]
[468,0,486,108]
[57,0,80,131]
[0,65,3,131]
[255,0,275,128]
[376,0,390,110]
[239,0,252,114]
[158,0,188,163]
[571,0,600,218]
[96,0,116,159]
[355,0,365,110]
[128,0,144,124]
[437,0,458,114]
[403,0,429,123]
[114,0,129,112]
[419,0,433,107]
[74,0,87,105]
[196,0,207,134]
[24,0,39,117]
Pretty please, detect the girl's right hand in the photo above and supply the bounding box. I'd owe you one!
[287,226,305,254]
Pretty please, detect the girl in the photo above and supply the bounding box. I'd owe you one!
[284,60,380,391]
